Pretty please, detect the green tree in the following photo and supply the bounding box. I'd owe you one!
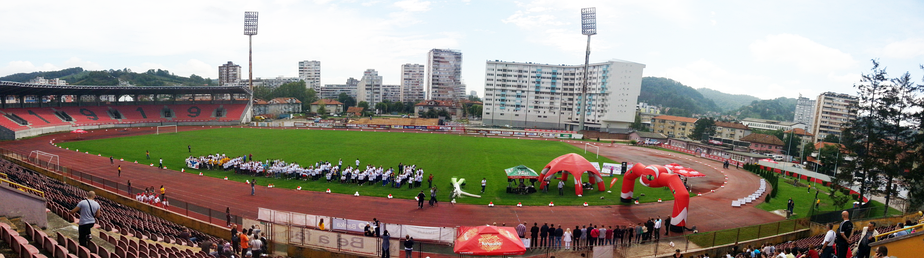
[688,117,716,141]
[821,134,840,143]
[357,101,370,110]
[468,95,482,102]
[781,131,799,156]
[316,101,327,116]
[375,102,389,114]
[469,104,482,118]
[630,113,644,131]
[799,142,815,163]
[253,86,273,101]
[338,93,356,109]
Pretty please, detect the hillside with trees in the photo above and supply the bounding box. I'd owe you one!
[696,88,761,111]
[725,97,797,121]
[1,67,215,86]
[639,77,720,117]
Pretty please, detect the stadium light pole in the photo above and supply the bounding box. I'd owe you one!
[578,7,596,132]
[244,11,259,90]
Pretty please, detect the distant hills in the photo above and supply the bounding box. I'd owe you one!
[0,67,215,86]
[696,88,760,112]
[640,76,796,121]
[638,77,720,117]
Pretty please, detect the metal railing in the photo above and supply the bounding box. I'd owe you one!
[686,218,810,249]
[0,177,46,198]
[0,147,242,227]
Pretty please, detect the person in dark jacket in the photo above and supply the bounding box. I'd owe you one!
[416,191,426,208]
[403,235,414,258]
[554,225,564,248]
[530,223,539,248]
[539,223,549,248]
[381,230,391,258]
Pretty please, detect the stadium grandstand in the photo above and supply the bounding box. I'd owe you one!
[1,157,230,258]
[0,81,252,140]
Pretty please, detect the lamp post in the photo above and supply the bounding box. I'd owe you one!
[578,7,596,132]
[244,11,259,90]
[244,11,258,121]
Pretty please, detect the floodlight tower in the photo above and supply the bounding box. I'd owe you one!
[578,7,596,132]
[243,11,259,90]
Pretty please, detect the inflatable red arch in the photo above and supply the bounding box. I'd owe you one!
[539,153,605,196]
[620,163,689,232]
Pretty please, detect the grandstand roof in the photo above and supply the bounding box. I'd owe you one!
[0,81,253,96]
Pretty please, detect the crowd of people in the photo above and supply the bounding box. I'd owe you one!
[509,216,670,250]
[185,154,433,189]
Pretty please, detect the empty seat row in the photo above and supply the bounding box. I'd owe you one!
[0,104,247,132]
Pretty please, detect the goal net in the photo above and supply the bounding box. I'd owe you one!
[28,150,59,172]
[156,125,178,135]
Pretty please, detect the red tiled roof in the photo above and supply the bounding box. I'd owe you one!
[784,128,813,136]
[311,99,343,105]
[268,97,301,104]
[346,107,364,114]
[715,121,749,130]
[652,115,698,123]
[253,99,268,105]
[740,133,785,146]
[415,100,459,107]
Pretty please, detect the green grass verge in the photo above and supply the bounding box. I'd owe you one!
[756,176,902,218]
[57,128,684,206]
[687,219,807,247]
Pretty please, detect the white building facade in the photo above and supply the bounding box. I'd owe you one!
[319,78,358,100]
[811,92,857,142]
[741,118,805,131]
[482,59,646,132]
[793,94,816,131]
[426,49,465,101]
[298,60,321,91]
[400,64,425,102]
[356,69,384,107]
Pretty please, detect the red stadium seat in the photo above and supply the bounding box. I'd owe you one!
[1,108,70,127]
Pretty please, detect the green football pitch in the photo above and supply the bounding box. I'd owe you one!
[57,128,680,206]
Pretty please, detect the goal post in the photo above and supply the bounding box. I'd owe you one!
[28,150,59,172]
[156,125,178,135]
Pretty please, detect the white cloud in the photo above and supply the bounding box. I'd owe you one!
[749,34,857,73]
[501,10,564,29]
[174,59,214,78]
[0,61,59,77]
[63,57,103,71]
[882,38,924,59]
[393,0,431,13]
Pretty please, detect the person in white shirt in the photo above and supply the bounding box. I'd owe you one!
[819,223,835,258]
[481,178,487,193]
[654,216,662,241]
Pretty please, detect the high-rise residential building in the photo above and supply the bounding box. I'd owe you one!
[400,64,425,102]
[382,85,402,103]
[794,94,816,131]
[218,61,241,86]
[319,78,359,100]
[356,69,384,107]
[426,49,464,100]
[298,60,321,91]
[811,92,858,142]
[482,59,646,131]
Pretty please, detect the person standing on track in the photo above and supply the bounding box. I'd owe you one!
[110,156,114,165]
[416,190,426,208]
[159,158,163,169]
[250,178,256,196]
[118,165,121,177]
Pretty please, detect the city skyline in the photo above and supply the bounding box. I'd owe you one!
[1,0,923,99]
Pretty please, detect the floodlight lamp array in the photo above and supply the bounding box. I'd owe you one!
[244,11,259,35]
[581,7,596,35]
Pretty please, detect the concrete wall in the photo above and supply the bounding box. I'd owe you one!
[868,230,923,258]
[0,182,47,228]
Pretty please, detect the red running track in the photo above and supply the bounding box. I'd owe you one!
[0,126,783,233]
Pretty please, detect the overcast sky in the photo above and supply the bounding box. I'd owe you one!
[2,0,923,99]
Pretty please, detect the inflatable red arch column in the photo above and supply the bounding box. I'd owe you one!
[620,163,689,233]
